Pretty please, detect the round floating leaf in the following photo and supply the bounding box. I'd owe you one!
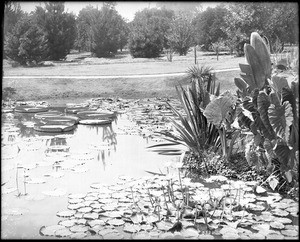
[140,224,153,231]
[103,231,124,240]
[88,219,106,227]
[107,218,125,226]
[56,210,76,218]
[83,213,99,220]
[248,233,265,239]
[274,217,292,224]
[68,193,86,199]
[272,209,289,217]
[69,225,89,233]
[251,223,270,232]
[55,228,72,237]
[123,223,141,233]
[198,234,214,239]
[266,233,285,240]
[181,228,199,238]
[40,225,65,236]
[77,207,93,213]
[69,232,87,239]
[222,233,240,239]
[132,231,152,240]
[68,203,85,210]
[281,229,298,237]
[98,228,117,236]
[58,219,77,227]
[270,221,285,230]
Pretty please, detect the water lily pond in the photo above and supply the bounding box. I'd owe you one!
[1,98,299,239]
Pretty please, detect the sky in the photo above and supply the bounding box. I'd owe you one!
[19,1,219,21]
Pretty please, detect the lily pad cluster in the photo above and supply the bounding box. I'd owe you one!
[39,174,299,240]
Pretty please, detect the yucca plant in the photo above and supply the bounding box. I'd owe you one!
[148,66,221,173]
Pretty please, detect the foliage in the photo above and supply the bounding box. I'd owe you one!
[33,2,77,61]
[90,4,127,57]
[3,2,24,38]
[211,40,226,60]
[2,87,17,101]
[166,11,195,56]
[233,32,299,187]
[4,15,47,65]
[128,8,174,58]
[193,5,229,51]
[149,66,222,173]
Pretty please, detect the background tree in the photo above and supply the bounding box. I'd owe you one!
[128,8,174,58]
[90,3,126,57]
[3,2,24,37]
[34,2,76,60]
[4,15,48,65]
[193,5,229,51]
[166,11,195,56]
[74,5,100,52]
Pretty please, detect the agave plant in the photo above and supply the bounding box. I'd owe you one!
[148,66,221,173]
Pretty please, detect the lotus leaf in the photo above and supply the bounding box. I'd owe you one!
[274,217,293,224]
[87,219,106,227]
[75,218,88,225]
[74,213,84,218]
[102,211,123,218]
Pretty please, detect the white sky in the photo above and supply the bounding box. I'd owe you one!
[18,1,218,21]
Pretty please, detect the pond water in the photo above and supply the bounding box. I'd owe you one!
[1,99,299,240]
[1,106,176,239]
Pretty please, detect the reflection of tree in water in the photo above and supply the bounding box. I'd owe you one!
[11,112,36,138]
[86,123,117,166]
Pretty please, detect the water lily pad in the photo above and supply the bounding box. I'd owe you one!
[77,207,93,213]
[123,223,141,233]
[103,231,124,240]
[69,225,89,233]
[42,188,67,197]
[220,226,238,235]
[58,219,78,227]
[140,224,153,231]
[68,193,86,199]
[67,203,85,210]
[107,218,125,226]
[98,228,117,236]
[132,231,152,240]
[274,217,292,224]
[76,218,87,225]
[248,233,265,239]
[181,228,199,238]
[88,219,106,227]
[222,232,240,239]
[272,209,289,217]
[156,221,174,231]
[40,225,65,236]
[198,234,214,239]
[56,210,76,218]
[83,212,99,220]
[69,232,87,239]
[281,229,298,237]
[285,225,298,231]
[270,221,285,229]
[55,228,72,237]
[251,223,270,232]
[266,233,285,240]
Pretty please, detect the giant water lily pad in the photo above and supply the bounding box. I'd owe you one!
[69,232,87,239]
[272,209,289,217]
[266,233,285,240]
[68,193,86,199]
[68,203,85,210]
[270,221,285,229]
[58,219,78,227]
[123,223,141,233]
[132,231,152,239]
[83,213,99,220]
[77,207,93,213]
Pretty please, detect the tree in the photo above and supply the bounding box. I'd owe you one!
[90,4,126,57]
[128,8,174,58]
[4,15,48,65]
[193,5,229,51]
[166,11,195,56]
[3,1,24,37]
[34,2,76,60]
[74,5,99,52]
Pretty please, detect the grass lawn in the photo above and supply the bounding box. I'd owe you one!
[2,50,243,103]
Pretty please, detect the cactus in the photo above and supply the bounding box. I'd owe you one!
[250,32,272,79]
